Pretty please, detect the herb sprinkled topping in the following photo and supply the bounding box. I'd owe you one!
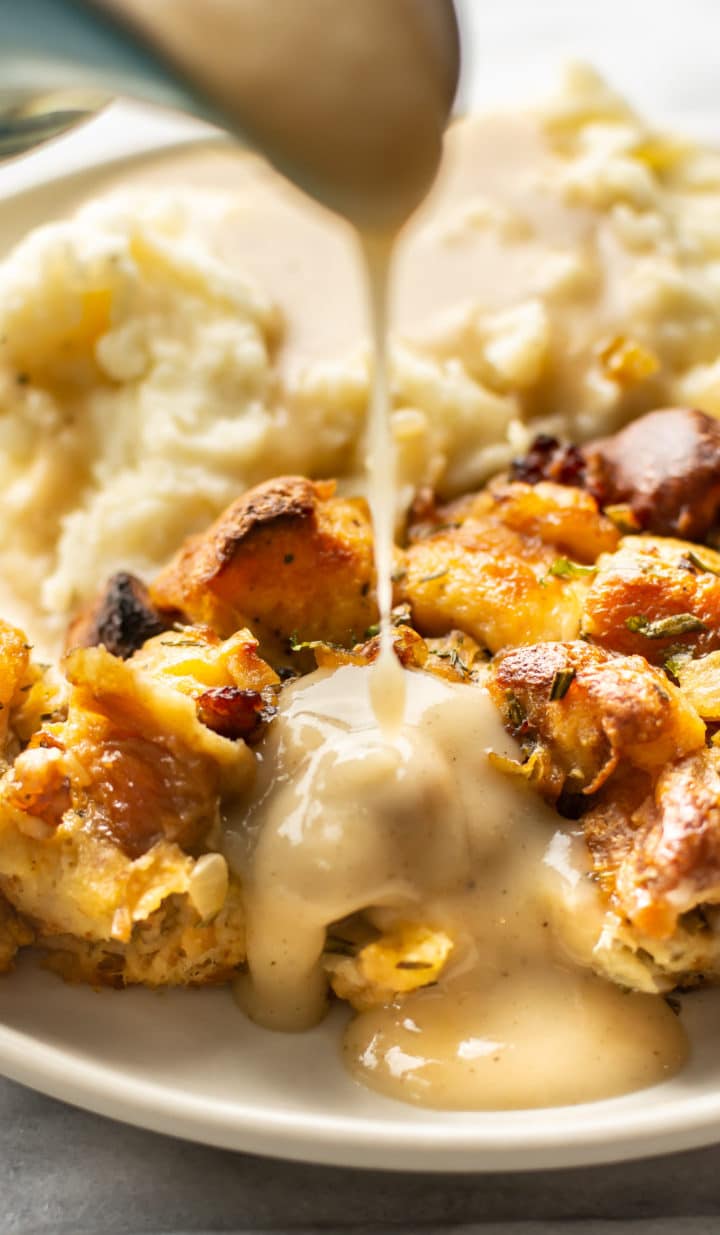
[505,690,526,731]
[432,647,469,677]
[625,613,707,639]
[549,667,576,700]
[681,549,720,577]
[546,557,597,580]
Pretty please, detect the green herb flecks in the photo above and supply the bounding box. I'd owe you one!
[625,613,707,639]
[546,557,597,581]
[681,549,720,577]
[505,690,526,731]
[549,667,576,700]
[432,647,470,677]
[663,644,694,682]
[289,631,346,654]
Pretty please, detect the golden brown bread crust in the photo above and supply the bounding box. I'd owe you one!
[582,535,720,664]
[489,641,705,800]
[65,571,167,660]
[584,748,720,941]
[0,630,260,984]
[151,476,379,652]
[401,481,618,653]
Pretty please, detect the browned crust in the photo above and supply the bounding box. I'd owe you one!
[584,407,720,541]
[150,475,376,648]
[585,748,720,939]
[165,476,331,592]
[208,476,329,575]
[489,641,705,799]
[66,572,167,660]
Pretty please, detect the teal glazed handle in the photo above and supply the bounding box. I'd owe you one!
[0,0,224,158]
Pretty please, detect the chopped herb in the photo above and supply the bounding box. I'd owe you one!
[605,504,641,534]
[159,639,203,647]
[625,613,707,639]
[390,567,407,584]
[549,667,576,700]
[432,647,469,677]
[546,557,597,580]
[364,623,381,639]
[663,645,693,682]
[289,632,315,652]
[395,960,432,971]
[505,690,526,731]
[681,550,720,577]
[288,632,345,653]
[283,553,295,564]
[419,568,448,584]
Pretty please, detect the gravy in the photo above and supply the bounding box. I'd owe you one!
[226,665,685,1107]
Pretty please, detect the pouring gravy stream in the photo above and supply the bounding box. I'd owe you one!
[103,0,686,1106]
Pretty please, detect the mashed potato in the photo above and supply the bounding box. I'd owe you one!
[0,193,283,623]
[4,64,720,629]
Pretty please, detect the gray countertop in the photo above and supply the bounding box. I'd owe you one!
[3,1077,720,1235]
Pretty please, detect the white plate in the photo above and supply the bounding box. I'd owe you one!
[2,960,720,1171]
[4,0,720,1172]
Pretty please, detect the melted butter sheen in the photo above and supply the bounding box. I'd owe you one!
[225,666,686,1107]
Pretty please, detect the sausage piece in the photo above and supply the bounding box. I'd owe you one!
[583,407,720,541]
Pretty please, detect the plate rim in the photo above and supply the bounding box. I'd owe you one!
[2,1006,720,1171]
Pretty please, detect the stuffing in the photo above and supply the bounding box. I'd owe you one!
[402,480,618,652]
[324,920,454,1011]
[0,625,272,985]
[151,476,379,654]
[488,640,705,801]
[581,535,720,664]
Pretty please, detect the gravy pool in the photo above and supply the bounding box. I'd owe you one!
[226,664,685,1109]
